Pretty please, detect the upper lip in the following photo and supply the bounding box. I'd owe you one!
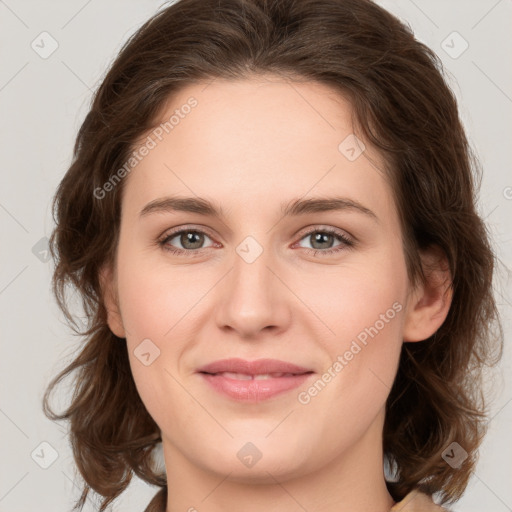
[197,358,313,375]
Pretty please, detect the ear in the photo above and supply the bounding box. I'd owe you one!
[99,263,126,338]
[402,245,453,342]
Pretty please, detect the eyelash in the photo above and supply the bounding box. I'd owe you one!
[157,226,355,258]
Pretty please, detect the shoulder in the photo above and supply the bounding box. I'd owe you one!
[391,490,450,511]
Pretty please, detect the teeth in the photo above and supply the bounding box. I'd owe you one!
[221,372,253,380]
[216,372,293,380]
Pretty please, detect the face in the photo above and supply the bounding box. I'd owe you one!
[103,75,439,483]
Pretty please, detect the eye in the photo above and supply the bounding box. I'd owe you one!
[158,227,217,256]
[294,227,354,256]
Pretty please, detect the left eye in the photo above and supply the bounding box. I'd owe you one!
[296,229,351,252]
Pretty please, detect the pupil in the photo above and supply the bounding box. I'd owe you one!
[182,232,203,249]
[312,233,332,249]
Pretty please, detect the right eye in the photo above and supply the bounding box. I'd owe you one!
[158,227,217,256]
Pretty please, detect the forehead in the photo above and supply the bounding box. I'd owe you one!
[123,75,397,226]
[145,75,359,160]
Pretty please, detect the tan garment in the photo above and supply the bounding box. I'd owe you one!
[144,486,166,512]
[391,490,448,511]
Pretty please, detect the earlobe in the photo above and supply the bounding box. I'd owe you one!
[402,246,453,343]
[99,263,126,338]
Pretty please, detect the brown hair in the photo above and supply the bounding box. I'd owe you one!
[43,0,503,510]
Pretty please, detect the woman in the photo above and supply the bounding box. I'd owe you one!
[43,0,503,511]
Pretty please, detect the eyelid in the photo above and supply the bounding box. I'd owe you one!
[294,224,355,243]
[158,224,217,241]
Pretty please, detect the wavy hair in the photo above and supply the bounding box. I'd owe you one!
[42,0,503,510]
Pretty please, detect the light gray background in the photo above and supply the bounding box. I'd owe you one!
[0,1,511,511]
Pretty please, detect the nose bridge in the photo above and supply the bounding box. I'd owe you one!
[233,244,272,298]
[231,240,276,311]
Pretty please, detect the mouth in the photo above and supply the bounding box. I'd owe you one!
[197,358,315,402]
[203,371,302,380]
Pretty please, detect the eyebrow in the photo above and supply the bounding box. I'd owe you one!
[139,196,378,222]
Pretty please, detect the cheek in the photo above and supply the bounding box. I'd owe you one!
[115,248,216,426]
[301,245,408,409]
[116,249,205,342]
[306,245,407,352]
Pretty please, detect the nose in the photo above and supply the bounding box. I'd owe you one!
[213,245,292,340]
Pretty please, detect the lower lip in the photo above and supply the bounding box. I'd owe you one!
[199,373,313,402]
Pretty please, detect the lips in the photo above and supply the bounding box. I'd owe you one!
[198,358,312,376]
[210,371,296,380]
[197,358,314,402]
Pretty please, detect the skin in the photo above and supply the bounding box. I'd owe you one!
[102,75,452,512]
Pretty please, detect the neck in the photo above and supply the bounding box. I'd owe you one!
[162,409,394,512]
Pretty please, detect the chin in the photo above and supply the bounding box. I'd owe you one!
[208,457,307,484]
[194,436,313,483]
